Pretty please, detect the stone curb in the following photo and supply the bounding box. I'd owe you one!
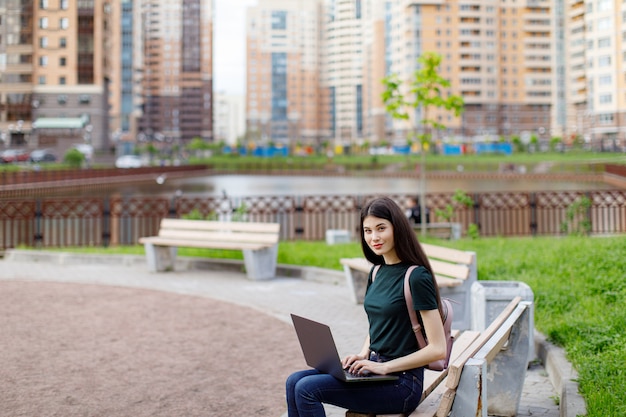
[535,332,587,417]
[2,250,586,416]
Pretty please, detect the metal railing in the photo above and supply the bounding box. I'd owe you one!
[1,190,624,251]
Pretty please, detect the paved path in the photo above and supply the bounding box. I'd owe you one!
[0,251,560,417]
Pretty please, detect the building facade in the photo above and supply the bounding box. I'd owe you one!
[214,91,245,145]
[137,0,213,146]
[245,0,326,145]
[562,0,626,150]
[245,0,561,147]
[0,0,112,154]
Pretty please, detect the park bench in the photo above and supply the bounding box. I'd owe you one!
[138,218,280,280]
[340,243,477,331]
[346,296,532,417]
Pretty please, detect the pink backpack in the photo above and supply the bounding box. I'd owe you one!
[371,265,454,371]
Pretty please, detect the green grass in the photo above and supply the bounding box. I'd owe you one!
[43,235,625,416]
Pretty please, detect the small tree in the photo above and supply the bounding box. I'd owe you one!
[382,52,464,236]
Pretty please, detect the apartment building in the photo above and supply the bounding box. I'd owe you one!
[137,0,213,144]
[323,0,366,144]
[245,0,326,145]
[564,0,625,150]
[0,0,112,153]
[107,0,137,153]
[34,0,112,153]
[0,0,34,148]
[214,91,245,145]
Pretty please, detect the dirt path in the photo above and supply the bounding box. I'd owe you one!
[0,281,305,417]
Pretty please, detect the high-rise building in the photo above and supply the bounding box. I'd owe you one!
[323,0,365,145]
[245,0,326,145]
[0,0,112,154]
[373,0,552,143]
[214,92,246,146]
[563,0,625,150]
[108,0,137,154]
[137,0,213,145]
[0,0,35,148]
[244,0,555,147]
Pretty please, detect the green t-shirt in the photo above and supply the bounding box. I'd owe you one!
[364,263,438,359]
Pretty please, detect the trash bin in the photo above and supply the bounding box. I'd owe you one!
[471,280,535,360]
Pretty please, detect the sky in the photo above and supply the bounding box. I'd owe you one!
[214,0,258,96]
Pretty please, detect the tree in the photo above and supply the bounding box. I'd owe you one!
[382,52,465,236]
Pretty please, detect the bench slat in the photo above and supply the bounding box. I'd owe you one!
[421,243,475,266]
[428,259,469,280]
[445,296,522,390]
[160,218,281,234]
[340,258,464,288]
[139,237,269,251]
[157,229,279,245]
[421,330,479,400]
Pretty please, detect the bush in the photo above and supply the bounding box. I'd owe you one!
[63,149,85,168]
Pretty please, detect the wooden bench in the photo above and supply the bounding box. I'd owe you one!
[340,243,477,331]
[346,296,532,417]
[138,218,280,280]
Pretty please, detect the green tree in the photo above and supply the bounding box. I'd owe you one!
[382,52,465,236]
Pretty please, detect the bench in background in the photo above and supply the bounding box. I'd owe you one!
[138,218,280,280]
[346,296,532,417]
[340,243,477,331]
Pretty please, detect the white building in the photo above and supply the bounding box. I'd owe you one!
[214,92,245,145]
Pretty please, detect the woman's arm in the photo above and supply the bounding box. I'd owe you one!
[347,309,446,375]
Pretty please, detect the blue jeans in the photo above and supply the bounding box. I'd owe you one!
[285,367,424,417]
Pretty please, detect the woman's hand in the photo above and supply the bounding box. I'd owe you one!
[341,353,367,370]
[344,358,390,376]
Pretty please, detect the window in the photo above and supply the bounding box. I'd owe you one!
[599,74,612,85]
[60,0,68,9]
[599,113,614,124]
[59,57,66,66]
[59,76,66,85]
[40,37,48,48]
[40,0,48,9]
[39,56,48,66]
[598,37,611,47]
[57,95,67,104]
[39,17,48,29]
[60,18,69,29]
[599,94,612,104]
[599,55,612,67]
[38,76,46,85]
[597,17,612,31]
[59,37,67,48]
[79,95,91,104]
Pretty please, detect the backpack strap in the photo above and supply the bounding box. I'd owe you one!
[403,265,428,348]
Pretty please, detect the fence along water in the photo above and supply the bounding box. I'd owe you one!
[1,190,625,250]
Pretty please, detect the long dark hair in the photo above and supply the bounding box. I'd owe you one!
[360,196,443,313]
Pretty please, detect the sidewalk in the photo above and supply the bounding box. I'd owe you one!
[0,250,578,417]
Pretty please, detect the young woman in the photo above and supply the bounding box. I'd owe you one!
[286,196,447,416]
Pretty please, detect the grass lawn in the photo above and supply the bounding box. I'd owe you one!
[57,234,625,416]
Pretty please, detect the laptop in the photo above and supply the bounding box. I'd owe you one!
[290,314,398,382]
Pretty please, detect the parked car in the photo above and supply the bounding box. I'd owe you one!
[1,149,30,163]
[115,154,143,168]
[29,149,58,163]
